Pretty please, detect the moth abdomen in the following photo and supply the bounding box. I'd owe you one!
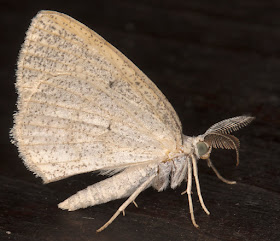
[58,164,157,211]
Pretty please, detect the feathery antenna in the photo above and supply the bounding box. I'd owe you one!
[203,116,254,165]
[205,116,255,135]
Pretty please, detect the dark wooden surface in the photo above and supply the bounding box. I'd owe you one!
[1,0,280,240]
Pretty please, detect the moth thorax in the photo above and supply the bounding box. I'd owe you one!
[181,135,193,154]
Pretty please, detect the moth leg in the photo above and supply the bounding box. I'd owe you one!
[191,155,210,215]
[123,201,138,216]
[207,158,236,184]
[133,200,138,208]
[186,157,199,228]
[96,175,156,233]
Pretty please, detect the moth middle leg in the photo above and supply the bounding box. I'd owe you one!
[181,157,199,228]
[191,154,210,215]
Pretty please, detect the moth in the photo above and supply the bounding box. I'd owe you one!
[11,10,254,232]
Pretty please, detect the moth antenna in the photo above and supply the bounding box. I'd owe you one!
[204,133,240,166]
[204,116,254,135]
[203,116,254,166]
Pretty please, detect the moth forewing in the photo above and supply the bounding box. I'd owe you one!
[12,10,181,182]
[12,10,254,232]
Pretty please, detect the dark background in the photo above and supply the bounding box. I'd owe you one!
[1,0,279,240]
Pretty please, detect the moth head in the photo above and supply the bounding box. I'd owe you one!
[193,137,212,160]
[200,116,255,165]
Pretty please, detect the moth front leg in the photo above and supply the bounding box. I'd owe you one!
[207,158,236,184]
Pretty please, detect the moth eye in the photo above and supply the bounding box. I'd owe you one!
[196,142,208,156]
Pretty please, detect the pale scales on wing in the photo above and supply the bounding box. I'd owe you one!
[11,10,254,232]
[12,10,182,183]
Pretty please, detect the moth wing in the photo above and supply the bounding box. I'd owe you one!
[12,11,182,183]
